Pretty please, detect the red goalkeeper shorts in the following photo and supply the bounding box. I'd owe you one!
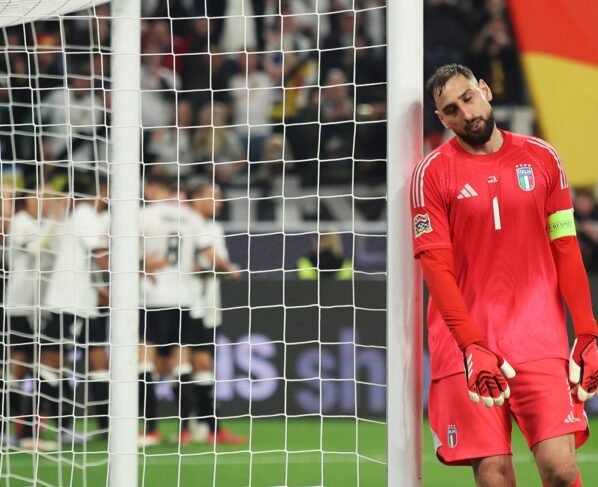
[428,358,589,466]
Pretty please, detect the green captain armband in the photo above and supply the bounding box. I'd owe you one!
[547,210,576,241]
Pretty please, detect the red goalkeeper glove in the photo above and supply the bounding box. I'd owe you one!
[463,343,516,407]
[569,334,598,401]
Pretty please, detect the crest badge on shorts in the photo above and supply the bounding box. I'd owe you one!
[447,424,458,448]
[515,164,535,191]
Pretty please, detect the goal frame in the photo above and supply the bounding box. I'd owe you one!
[386,1,424,486]
[107,0,140,485]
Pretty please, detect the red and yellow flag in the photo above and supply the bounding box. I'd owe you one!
[509,0,598,186]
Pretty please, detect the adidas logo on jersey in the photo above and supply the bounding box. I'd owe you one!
[564,411,581,424]
[457,184,478,199]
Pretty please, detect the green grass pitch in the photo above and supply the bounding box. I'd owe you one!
[1,417,597,486]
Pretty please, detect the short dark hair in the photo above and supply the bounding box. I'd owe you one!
[145,172,178,193]
[426,64,476,106]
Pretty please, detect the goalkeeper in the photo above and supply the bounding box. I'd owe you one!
[410,64,597,487]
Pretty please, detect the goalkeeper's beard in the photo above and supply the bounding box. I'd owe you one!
[456,110,496,147]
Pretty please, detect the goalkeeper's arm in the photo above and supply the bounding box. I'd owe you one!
[419,248,515,407]
[550,226,598,401]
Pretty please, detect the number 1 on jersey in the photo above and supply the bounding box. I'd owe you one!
[492,196,502,231]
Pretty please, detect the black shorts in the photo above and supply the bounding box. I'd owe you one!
[41,312,107,348]
[139,309,212,355]
[5,315,35,354]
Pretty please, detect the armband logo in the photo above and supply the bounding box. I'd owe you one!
[547,210,576,240]
[413,213,433,238]
[515,164,535,191]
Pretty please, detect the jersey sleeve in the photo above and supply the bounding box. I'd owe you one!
[410,152,452,258]
[529,139,573,214]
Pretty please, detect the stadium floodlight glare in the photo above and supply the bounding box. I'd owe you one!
[0,1,401,486]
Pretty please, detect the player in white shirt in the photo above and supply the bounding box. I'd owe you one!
[139,175,216,446]
[42,174,109,443]
[4,185,64,451]
[188,182,244,445]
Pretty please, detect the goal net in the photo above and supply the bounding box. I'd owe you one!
[0,1,388,486]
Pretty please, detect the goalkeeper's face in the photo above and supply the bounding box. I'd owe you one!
[434,75,496,147]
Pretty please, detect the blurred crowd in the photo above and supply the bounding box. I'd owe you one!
[424,0,525,147]
[0,0,387,202]
[0,0,534,215]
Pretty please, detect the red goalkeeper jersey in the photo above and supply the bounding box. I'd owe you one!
[411,131,572,380]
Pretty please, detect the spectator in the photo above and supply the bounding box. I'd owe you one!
[140,41,180,128]
[573,188,598,273]
[264,18,317,125]
[39,62,106,168]
[320,9,356,80]
[180,17,211,109]
[229,50,275,162]
[32,33,65,93]
[424,0,477,148]
[192,102,245,185]
[145,99,196,177]
[319,69,354,184]
[470,1,525,105]
[296,233,352,280]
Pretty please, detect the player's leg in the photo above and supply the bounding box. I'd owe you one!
[61,313,92,444]
[170,344,193,443]
[38,312,77,439]
[172,310,198,443]
[471,456,517,487]
[73,314,110,438]
[532,434,579,487]
[507,359,588,487]
[187,313,216,441]
[138,309,161,445]
[428,373,514,484]
[188,321,245,445]
[7,316,35,444]
[87,314,110,434]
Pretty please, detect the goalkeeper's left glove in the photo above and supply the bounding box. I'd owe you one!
[463,342,516,408]
[569,334,598,401]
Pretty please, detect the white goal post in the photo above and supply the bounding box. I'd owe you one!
[0,0,140,485]
[386,1,423,486]
[108,0,140,485]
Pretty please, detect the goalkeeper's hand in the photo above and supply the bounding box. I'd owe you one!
[569,334,598,401]
[463,343,516,407]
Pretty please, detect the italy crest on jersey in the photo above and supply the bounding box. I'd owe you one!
[515,164,535,191]
[413,213,432,238]
[447,424,458,448]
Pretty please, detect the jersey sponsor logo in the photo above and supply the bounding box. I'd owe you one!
[487,176,498,183]
[456,183,478,199]
[447,424,458,448]
[515,164,535,191]
[413,213,433,238]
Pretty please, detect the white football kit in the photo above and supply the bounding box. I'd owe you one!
[140,201,210,309]
[189,217,228,328]
[43,201,107,317]
[5,210,56,318]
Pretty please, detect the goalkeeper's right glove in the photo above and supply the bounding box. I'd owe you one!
[463,343,516,407]
[569,334,598,401]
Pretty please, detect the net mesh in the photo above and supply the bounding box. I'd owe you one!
[0,1,388,485]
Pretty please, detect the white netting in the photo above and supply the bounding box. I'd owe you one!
[0,0,109,27]
[0,1,388,486]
